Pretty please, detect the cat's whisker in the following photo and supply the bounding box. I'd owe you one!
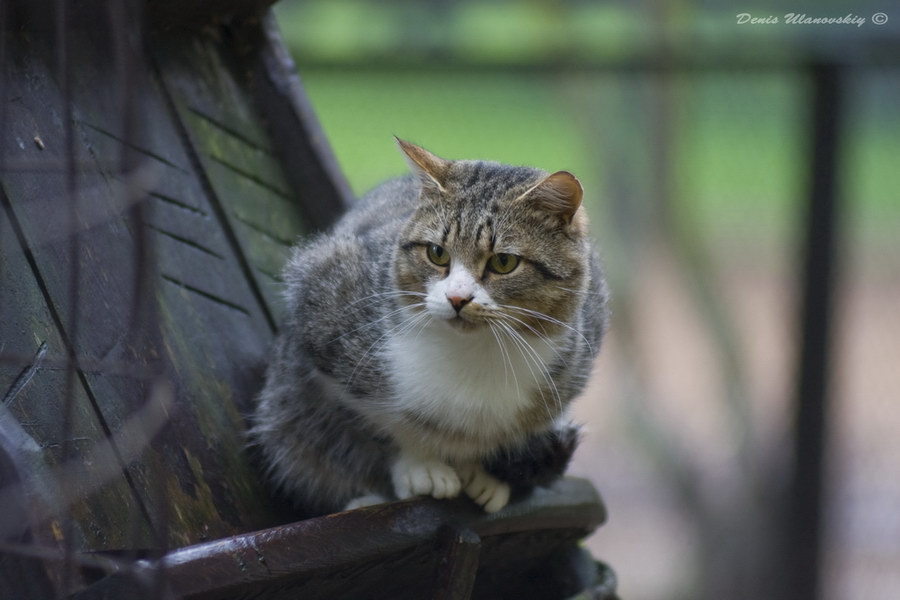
[487,321,513,393]
[346,309,431,390]
[411,314,434,344]
[499,317,564,416]
[327,302,426,344]
[491,312,568,368]
[553,285,605,297]
[497,303,595,355]
[498,321,558,421]
[346,315,426,392]
[497,321,546,418]
[495,320,561,420]
[497,303,575,332]
[496,323,523,404]
[341,291,428,316]
[489,322,510,391]
[347,289,428,308]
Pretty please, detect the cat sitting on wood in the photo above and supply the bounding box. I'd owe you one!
[252,139,608,515]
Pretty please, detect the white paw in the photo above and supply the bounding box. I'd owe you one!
[343,494,388,511]
[459,464,510,513]
[391,455,461,500]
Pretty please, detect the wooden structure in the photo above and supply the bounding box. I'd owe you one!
[0,1,616,598]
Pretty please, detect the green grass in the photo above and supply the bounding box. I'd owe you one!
[296,69,592,194]
[297,67,899,245]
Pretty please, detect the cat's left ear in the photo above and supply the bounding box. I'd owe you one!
[518,171,583,224]
[395,137,451,192]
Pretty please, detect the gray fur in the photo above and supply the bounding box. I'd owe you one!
[252,149,608,515]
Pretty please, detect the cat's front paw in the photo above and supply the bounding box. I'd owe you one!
[391,455,461,500]
[459,464,511,513]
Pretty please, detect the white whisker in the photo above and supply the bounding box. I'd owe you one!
[495,320,561,420]
[346,308,431,390]
[497,303,594,355]
[554,285,605,296]
[487,321,514,394]
[347,289,428,308]
[491,311,568,368]
[327,302,426,344]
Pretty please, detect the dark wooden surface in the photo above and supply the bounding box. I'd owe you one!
[71,478,606,600]
[1,0,279,32]
[1,4,349,565]
[433,527,481,600]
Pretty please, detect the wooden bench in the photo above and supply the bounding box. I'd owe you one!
[0,1,617,597]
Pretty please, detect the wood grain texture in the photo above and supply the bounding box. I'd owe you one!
[72,478,605,600]
[432,527,481,600]
[0,37,159,559]
[153,33,308,326]
[0,23,297,560]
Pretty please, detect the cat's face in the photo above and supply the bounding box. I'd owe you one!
[392,140,589,338]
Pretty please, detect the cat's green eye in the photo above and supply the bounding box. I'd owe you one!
[487,253,520,275]
[427,244,451,267]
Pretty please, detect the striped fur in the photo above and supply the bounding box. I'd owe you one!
[252,141,608,515]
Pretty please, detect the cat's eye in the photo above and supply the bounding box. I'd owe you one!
[487,253,520,274]
[427,244,450,267]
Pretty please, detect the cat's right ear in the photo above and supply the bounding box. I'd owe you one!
[395,137,450,193]
[516,171,584,225]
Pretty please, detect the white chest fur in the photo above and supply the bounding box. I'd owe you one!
[385,321,560,446]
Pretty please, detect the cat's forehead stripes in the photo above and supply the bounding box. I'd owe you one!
[458,161,486,190]
[445,161,542,204]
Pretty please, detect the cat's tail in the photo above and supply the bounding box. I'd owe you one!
[483,423,581,501]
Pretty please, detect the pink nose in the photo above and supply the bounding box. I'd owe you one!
[447,295,472,313]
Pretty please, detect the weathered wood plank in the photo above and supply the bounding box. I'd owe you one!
[153,34,308,324]
[432,528,481,600]
[0,41,159,560]
[72,478,605,600]
[1,27,295,554]
[0,215,157,555]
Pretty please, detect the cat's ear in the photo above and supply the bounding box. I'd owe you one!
[518,171,583,224]
[395,137,450,192]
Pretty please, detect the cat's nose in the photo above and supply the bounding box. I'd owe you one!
[447,295,473,313]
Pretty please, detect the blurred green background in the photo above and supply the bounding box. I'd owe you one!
[275,2,900,599]
[278,0,899,247]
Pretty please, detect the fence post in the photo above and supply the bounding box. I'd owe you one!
[786,60,845,600]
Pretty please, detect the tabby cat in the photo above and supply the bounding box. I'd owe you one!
[252,139,608,515]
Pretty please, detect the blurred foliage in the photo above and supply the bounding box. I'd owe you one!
[278,0,899,245]
[288,68,900,245]
[277,0,897,65]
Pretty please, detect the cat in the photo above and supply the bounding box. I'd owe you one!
[252,139,608,516]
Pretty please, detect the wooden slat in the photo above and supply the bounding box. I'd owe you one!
[0,27,295,554]
[153,33,310,324]
[0,41,159,558]
[432,528,481,600]
[0,210,157,556]
[73,478,605,600]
